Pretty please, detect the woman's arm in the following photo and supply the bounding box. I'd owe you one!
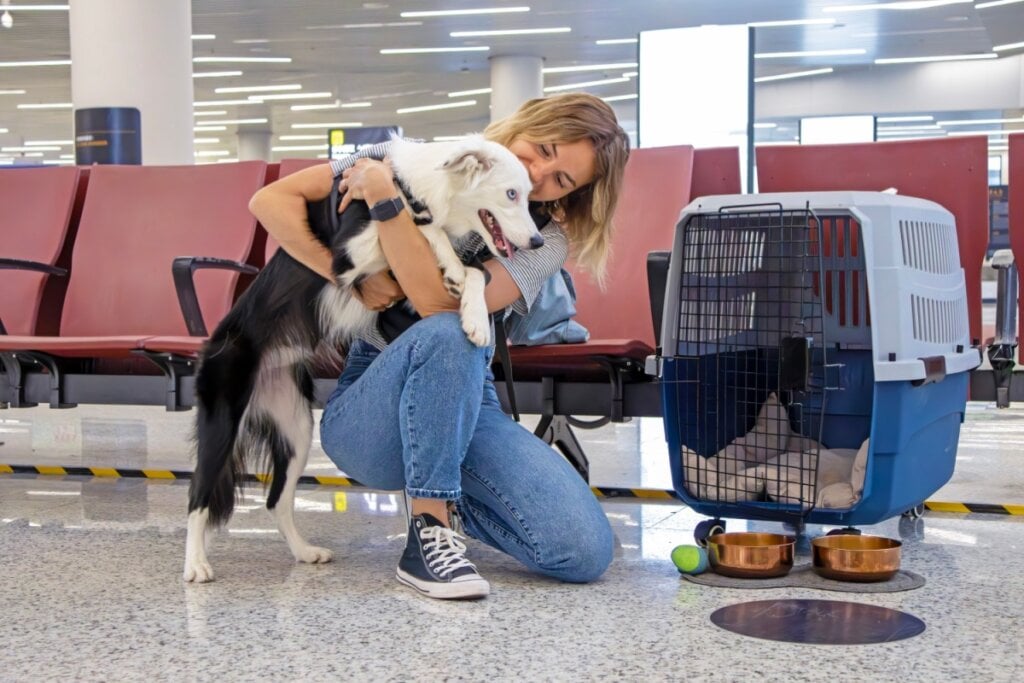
[248,164,337,282]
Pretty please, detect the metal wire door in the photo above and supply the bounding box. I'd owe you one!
[670,203,829,518]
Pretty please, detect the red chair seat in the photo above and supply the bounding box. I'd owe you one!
[0,335,150,357]
[138,336,205,356]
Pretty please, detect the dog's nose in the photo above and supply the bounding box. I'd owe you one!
[529,234,545,249]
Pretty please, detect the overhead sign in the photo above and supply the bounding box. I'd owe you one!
[75,107,142,165]
[328,126,402,160]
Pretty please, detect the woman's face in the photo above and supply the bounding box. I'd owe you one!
[507,137,597,202]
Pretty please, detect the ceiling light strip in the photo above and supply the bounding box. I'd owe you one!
[748,18,837,27]
[193,99,261,107]
[0,60,72,68]
[401,7,530,17]
[193,56,292,63]
[448,87,492,98]
[250,92,333,101]
[397,100,479,114]
[543,62,637,73]
[544,77,629,93]
[381,47,490,54]
[753,67,834,82]
[201,118,269,125]
[450,28,569,37]
[291,122,364,129]
[755,49,866,58]
[874,53,998,64]
[193,71,243,79]
[976,0,1024,8]
[291,102,340,111]
[824,0,972,11]
[216,84,302,94]
[0,4,69,9]
[16,102,72,109]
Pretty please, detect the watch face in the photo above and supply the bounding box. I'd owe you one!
[370,197,401,221]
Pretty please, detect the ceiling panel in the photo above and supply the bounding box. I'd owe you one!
[1,0,1022,163]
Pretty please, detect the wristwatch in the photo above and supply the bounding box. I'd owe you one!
[368,196,405,222]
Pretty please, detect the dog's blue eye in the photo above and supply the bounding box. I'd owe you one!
[507,189,518,201]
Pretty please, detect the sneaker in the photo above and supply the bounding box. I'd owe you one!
[396,513,490,600]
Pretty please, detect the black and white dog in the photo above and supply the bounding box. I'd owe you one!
[183,136,542,582]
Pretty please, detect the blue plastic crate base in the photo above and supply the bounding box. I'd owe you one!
[661,351,969,527]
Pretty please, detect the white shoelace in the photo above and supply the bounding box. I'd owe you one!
[420,525,478,578]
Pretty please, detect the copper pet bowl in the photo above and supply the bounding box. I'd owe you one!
[811,534,902,583]
[707,532,796,579]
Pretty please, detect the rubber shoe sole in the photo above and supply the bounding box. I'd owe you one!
[396,568,490,600]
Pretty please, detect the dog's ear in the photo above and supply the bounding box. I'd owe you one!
[441,150,495,189]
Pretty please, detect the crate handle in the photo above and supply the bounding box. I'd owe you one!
[911,356,947,387]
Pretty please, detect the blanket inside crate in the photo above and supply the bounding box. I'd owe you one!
[682,393,868,509]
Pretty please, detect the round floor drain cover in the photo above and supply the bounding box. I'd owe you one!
[710,599,925,645]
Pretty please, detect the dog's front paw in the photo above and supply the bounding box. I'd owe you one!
[184,557,215,583]
[293,544,334,564]
[460,302,491,347]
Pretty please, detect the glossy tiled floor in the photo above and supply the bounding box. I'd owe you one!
[2,402,1023,681]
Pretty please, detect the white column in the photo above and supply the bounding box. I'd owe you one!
[489,55,543,123]
[237,129,272,162]
[69,0,194,165]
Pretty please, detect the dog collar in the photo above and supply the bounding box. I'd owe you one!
[394,176,433,225]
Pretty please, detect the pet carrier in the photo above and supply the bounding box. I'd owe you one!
[656,191,981,540]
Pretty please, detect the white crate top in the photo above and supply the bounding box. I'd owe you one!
[665,190,981,383]
[683,191,951,225]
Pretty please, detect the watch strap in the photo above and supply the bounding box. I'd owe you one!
[368,196,405,222]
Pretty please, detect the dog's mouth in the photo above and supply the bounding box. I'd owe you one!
[479,209,512,257]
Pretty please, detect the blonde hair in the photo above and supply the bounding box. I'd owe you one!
[484,93,630,283]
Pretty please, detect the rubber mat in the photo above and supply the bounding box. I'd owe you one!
[681,563,925,593]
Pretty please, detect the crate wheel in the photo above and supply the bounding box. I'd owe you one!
[694,519,726,547]
[902,504,925,520]
[826,527,862,536]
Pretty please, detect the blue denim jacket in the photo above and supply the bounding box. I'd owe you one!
[504,268,589,346]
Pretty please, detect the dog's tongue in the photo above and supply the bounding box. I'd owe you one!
[495,232,510,257]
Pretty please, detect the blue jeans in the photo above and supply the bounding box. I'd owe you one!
[319,313,613,583]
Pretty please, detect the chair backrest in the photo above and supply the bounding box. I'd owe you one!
[568,145,695,347]
[756,137,990,345]
[1010,134,1024,361]
[264,158,327,261]
[0,166,84,335]
[691,147,742,199]
[59,162,268,337]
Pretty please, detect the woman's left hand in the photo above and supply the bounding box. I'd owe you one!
[337,157,396,214]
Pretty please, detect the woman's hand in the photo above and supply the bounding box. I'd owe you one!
[337,157,396,214]
[354,270,406,311]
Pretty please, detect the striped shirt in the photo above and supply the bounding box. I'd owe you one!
[330,140,568,349]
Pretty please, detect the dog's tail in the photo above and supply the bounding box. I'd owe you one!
[189,333,261,527]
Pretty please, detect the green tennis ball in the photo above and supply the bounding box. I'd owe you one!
[671,544,709,575]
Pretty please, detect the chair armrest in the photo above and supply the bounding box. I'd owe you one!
[0,258,68,276]
[646,250,670,348]
[0,259,68,335]
[171,256,259,337]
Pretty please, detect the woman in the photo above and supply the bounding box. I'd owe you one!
[249,92,630,600]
